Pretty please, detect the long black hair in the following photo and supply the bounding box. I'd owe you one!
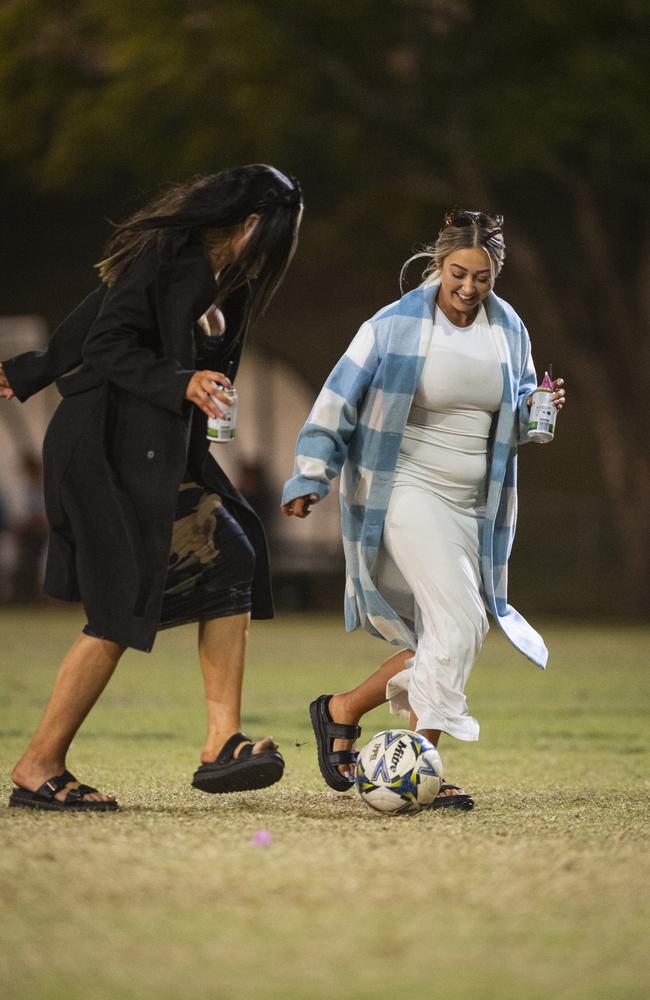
[96,164,303,326]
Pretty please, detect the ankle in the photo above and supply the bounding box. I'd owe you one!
[12,755,66,789]
[201,727,241,762]
[329,693,359,725]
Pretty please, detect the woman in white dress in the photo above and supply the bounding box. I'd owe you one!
[282,211,566,809]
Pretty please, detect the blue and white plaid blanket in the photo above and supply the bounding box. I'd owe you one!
[282,280,548,668]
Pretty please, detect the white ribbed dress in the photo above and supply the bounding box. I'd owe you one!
[378,304,503,740]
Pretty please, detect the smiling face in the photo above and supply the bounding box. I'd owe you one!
[436,247,493,326]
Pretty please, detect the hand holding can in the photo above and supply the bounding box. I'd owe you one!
[527,367,565,443]
[185,369,231,418]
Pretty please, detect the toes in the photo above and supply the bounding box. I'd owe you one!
[56,782,115,803]
[334,737,356,781]
[335,744,356,780]
[252,736,278,755]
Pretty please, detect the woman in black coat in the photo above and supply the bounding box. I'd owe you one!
[1,164,303,811]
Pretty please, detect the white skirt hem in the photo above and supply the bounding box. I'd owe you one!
[386,671,480,742]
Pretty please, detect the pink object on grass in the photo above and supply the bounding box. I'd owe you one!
[253,830,272,846]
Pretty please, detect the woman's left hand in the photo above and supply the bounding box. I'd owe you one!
[185,369,232,418]
[527,377,566,410]
[0,363,15,400]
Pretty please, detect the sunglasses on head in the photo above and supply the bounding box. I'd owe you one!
[443,210,504,230]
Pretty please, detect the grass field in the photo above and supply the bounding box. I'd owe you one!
[0,607,648,1000]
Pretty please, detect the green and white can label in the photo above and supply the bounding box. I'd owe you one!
[527,388,556,443]
[206,387,237,442]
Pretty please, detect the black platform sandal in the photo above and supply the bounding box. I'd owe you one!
[309,695,361,793]
[192,732,285,794]
[8,770,119,812]
[430,782,474,811]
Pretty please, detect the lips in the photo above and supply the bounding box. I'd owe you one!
[456,292,477,305]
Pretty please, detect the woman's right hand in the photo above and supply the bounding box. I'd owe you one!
[0,363,15,399]
[281,494,320,518]
[185,369,231,418]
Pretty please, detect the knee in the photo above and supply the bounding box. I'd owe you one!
[426,613,485,669]
[450,617,485,664]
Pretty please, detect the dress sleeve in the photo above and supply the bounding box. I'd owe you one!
[81,255,204,415]
[2,286,105,402]
[282,320,379,504]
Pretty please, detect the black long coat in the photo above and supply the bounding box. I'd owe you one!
[3,243,273,651]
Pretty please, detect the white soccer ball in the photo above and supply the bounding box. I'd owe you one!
[355,729,443,815]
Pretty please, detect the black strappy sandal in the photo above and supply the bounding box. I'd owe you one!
[430,782,474,811]
[309,695,361,793]
[192,732,284,794]
[8,769,119,812]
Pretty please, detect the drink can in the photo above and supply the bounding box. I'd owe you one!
[527,387,556,443]
[206,386,237,442]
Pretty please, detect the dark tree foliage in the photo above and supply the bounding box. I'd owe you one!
[0,0,648,608]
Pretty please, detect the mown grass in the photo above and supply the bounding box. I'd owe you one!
[0,607,648,1000]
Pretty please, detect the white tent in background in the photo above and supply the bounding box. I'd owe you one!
[0,317,343,606]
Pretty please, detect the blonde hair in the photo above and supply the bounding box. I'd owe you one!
[400,214,506,292]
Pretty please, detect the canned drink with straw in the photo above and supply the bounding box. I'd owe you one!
[206,361,237,442]
[527,365,557,444]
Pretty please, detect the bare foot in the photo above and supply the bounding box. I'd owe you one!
[11,760,116,804]
[326,694,360,781]
[436,784,469,798]
[431,781,474,810]
[234,736,278,757]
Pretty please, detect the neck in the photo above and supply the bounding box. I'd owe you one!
[435,292,478,327]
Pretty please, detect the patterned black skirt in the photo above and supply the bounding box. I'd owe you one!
[84,478,254,640]
[158,478,254,629]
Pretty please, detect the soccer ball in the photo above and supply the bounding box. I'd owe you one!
[355,729,443,815]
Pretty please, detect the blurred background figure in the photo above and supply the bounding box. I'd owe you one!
[0,486,10,602]
[237,460,276,552]
[9,453,48,604]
